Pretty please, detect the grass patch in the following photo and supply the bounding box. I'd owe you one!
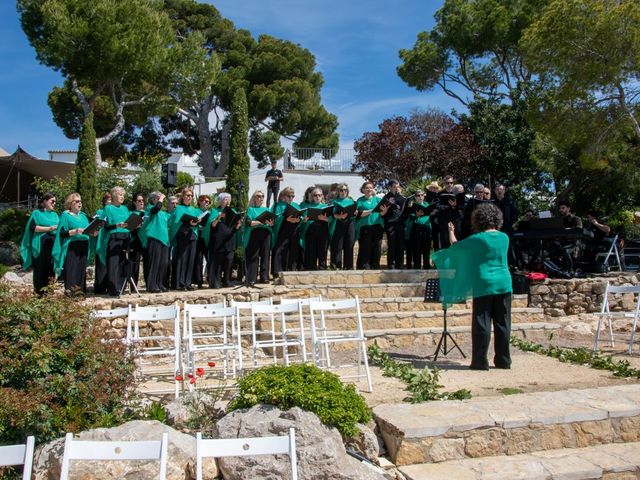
[510,336,640,379]
[497,387,524,395]
[367,342,471,402]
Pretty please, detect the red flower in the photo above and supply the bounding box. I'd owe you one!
[196,367,205,377]
[207,361,216,367]
[175,374,183,381]
[187,373,194,379]
[189,377,196,384]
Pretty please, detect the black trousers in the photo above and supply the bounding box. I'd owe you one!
[357,225,383,269]
[192,236,207,287]
[471,293,512,369]
[304,222,329,271]
[94,256,108,294]
[63,240,89,292]
[384,222,405,269]
[33,233,55,295]
[411,225,432,269]
[172,230,197,290]
[208,251,234,288]
[272,222,299,276]
[130,235,143,286]
[266,186,279,208]
[330,220,355,270]
[245,228,271,284]
[106,233,130,296]
[145,238,169,292]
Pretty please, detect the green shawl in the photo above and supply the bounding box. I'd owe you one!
[243,206,272,249]
[140,203,171,248]
[169,204,201,246]
[354,195,382,241]
[431,230,512,308]
[201,208,223,247]
[52,210,92,276]
[328,197,356,241]
[20,209,59,270]
[272,200,301,247]
[96,204,131,264]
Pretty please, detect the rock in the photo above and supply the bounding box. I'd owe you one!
[345,423,382,464]
[215,404,387,480]
[32,420,216,480]
[1,271,23,284]
[0,241,19,265]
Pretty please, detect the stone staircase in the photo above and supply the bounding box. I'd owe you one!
[92,269,556,348]
[373,384,640,479]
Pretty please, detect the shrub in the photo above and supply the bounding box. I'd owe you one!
[0,208,29,244]
[227,364,371,438]
[0,284,137,443]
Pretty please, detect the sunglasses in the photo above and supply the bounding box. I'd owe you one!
[255,194,264,198]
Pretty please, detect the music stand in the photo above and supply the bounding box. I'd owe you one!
[424,278,465,361]
[119,247,141,297]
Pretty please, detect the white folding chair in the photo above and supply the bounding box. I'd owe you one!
[250,302,307,367]
[595,234,623,271]
[0,436,35,480]
[309,296,373,392]
[594,282,640,354]
[60,432,169,480]
[280,296,325,362]
[183,303,241,381]
[92,306,131,320]
[127,304,182,398]
[230,298,273,349]
[196,428,297,480]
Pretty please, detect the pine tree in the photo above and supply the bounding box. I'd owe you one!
[75,112,98,215]
[225,88,250,212]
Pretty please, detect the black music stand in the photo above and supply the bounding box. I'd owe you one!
[119,247,141,296]
[424,278,465,361]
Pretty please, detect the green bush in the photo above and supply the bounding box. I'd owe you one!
[227,364,371,437]
[0,284,137,443]
[0,208,29,244]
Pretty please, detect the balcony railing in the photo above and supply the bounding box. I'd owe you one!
[284,148,359,173]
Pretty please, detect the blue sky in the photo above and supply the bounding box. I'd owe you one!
[0,0,459,159]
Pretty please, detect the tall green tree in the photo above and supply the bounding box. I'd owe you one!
[18,0,175,164]
[521,0,640,140]
[397,0,548,106]
[160,0,339,176]
[225,88,250,212]
[75,112,98,215]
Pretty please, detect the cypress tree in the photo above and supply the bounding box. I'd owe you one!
[225,88,250,212]
[75,112,98,215]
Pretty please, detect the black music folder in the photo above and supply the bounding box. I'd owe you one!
[306,205,333,220]
[82,217,106,236]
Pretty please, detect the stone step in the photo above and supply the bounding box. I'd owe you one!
[358,295,529,312]
[317,307,545,332]
[278,269,439,286]
[399,441,640,480]
[373,384,640,466]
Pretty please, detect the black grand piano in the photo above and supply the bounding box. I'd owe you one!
[512,217,594,276]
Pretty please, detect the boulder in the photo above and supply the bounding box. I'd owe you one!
[345,423,383,464]
[1,271,23,285]
[215,404,387,480]
[32,420,217,480]
[0,241,19,265]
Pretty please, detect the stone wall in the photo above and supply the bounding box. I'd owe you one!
[529,274,640,317]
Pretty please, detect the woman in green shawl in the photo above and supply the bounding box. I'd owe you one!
[354,182,387,269]
[244,190,273,286]
[97,186,131,296]
[52,193,95,294]
[20,192,59,295]
[329,183,356,270]
[408,190,432,269]
[432,203,512,370]
[140,191,170,293]
[301,187,330,270]
[271,186,301,276]
[169,188,200,291]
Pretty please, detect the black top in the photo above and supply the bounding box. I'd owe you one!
[382,193,407,224]
[265,168,283,189]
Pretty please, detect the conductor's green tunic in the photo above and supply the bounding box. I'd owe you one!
[431,230,512,307]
